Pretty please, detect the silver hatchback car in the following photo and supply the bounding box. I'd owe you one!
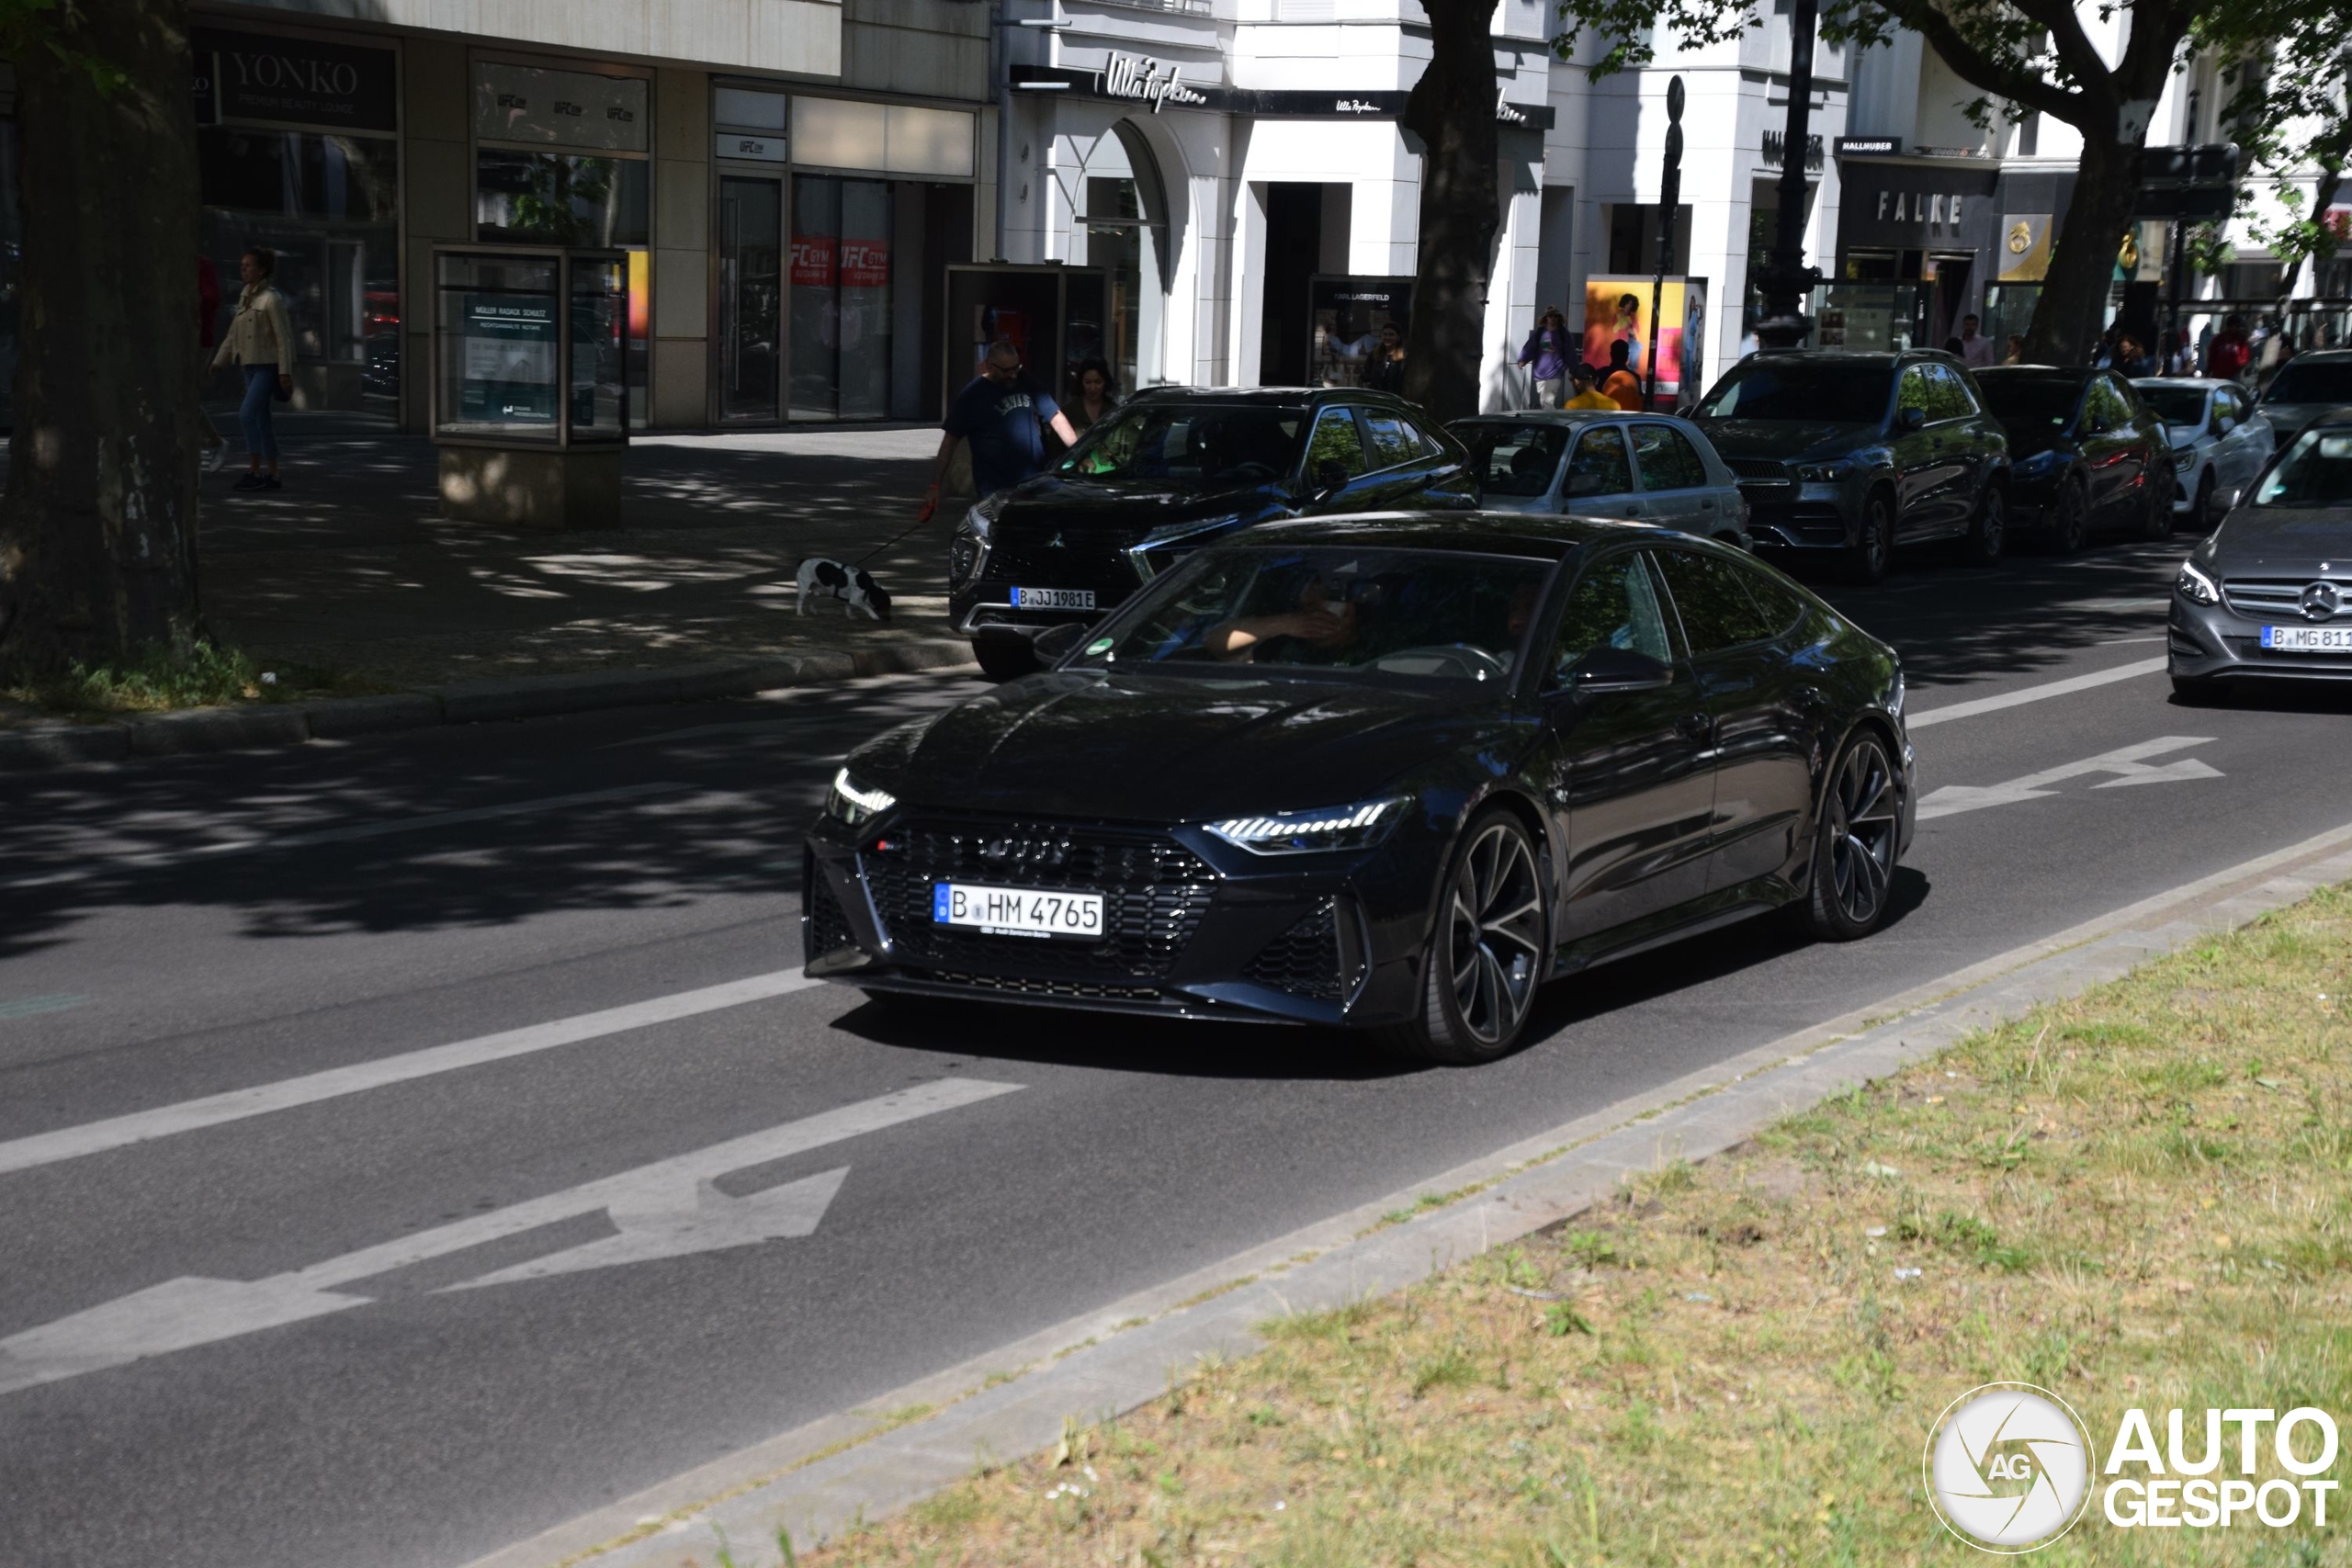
[1446,411,1751,547]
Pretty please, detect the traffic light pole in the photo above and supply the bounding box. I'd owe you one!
[1752,0,1821,350]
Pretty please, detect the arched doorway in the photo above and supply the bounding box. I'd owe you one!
[1070,121,1170,397]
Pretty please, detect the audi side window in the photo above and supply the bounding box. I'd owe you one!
[1656,549,1776,653]
[1731,556,1809,637]
[1306,407,1370,479]
[1362,412,1418,469]
[1547,552,1673,684]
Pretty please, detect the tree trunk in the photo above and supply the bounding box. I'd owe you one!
[2021,131,2143,365]
[1399,0,1501,424]
[0,0,204,674]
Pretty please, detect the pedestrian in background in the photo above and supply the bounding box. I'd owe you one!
[2002,333,2026,365]
[210,246,294,491]
[2206,313,2252,380]
[1563,360,1617,410]
[1955,313,1995,367]
[929,339,1080,508]
[1517,306,1574,409]
[1065,356,1117,442]
[1363,321,1408,393]
[1600,339,1643,411]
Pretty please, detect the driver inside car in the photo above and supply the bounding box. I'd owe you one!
[1204,571,1363,661]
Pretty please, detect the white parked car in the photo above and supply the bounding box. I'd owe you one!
[1445,410,1751,547]
[2133,377,2273,533]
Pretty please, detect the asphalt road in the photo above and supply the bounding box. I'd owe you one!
[4,537,2349,1568]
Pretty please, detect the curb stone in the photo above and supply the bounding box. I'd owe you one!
[0,639,976,772]
[464,820,2352,1568]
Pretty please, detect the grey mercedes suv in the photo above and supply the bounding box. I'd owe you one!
[2169,409,2352,700]
[1693,350,2012,582]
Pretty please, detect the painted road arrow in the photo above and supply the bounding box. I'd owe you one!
[1917,736,2222,821]
[0,1078,1020,1397]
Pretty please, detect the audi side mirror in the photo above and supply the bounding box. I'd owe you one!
[1031,621,1093,665]
[1566,646,1675,696]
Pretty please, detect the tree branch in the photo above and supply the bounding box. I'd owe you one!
[1871,0,2082,120]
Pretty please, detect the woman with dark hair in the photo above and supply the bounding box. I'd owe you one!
[210,246,294,491]
[1067,356,1117,439]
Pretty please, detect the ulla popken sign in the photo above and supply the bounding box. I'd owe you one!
[192,27,399,133]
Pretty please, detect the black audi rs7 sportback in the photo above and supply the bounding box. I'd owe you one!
[806,513,1914,1063]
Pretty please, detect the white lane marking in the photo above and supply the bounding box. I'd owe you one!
[0,1078,1021,1396]
[2,782,692,891]
[1905,657,2167,730]
[1917,735,2221,820]
[0,968,820,1178]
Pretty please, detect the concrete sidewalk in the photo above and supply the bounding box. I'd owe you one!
[194,414,963,688]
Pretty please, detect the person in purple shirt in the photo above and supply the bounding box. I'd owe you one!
[1518,305,1575,408]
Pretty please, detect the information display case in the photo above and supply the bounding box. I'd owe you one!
[432,246,628,526]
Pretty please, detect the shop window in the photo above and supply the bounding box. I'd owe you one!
[790,174,894,420]
[475,152,649,247]
[1071,126,1169,398]
[199,127,401,410]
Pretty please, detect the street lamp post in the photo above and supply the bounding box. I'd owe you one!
[1752,0,1822,350]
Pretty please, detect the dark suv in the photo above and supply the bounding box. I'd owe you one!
[950,387,1476,677]
[1693,350,2012,581]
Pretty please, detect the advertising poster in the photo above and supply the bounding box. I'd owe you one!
[1308,276,1412,387]
[1679,278,1709,405]
[1582,276,1690,400]
[458,293,558,423]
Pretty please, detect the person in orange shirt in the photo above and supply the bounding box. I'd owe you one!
[1600,339,1644,411]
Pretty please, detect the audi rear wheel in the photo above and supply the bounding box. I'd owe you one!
[1377,809,1548,1066]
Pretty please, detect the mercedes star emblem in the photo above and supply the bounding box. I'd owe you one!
[2301,581,2343,621]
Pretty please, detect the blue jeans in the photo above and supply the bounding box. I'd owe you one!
[240,366,280,463]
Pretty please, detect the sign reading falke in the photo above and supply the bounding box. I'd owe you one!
[192,27,399,133]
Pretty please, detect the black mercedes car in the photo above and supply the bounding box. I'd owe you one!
[1693,350,2010,581]
[810,513,1915,1064]
[950,388,1476,680]
[2169,410,2352,699]
[1973,367,2174,549]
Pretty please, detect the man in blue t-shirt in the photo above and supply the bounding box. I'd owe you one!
[930,340,1082,504]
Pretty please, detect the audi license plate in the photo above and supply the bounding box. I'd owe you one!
[2261,625,2352,651]
[933,882,1104,941]
[1013,587,1095,610]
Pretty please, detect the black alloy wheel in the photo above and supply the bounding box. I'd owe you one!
[2047,480,2088,554]
[1846,491,1895,584]
[1380,809,1548,1065]
[1962,484,2007,565]
[1802,731,1902,942]
[2193,470,2218,534]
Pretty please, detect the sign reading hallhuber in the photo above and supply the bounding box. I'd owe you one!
[192,28,398,133]
[474,62,649,155]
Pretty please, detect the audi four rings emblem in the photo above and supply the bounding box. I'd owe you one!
[2301,581,2342,621]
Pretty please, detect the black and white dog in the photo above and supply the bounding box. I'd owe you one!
[795,557,893,622]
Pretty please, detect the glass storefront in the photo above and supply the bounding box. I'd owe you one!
[1069,127,1169,400]
[789,174,895,420]
[194,26,401,412]
[473,62,650,424]
[718,175,785,422]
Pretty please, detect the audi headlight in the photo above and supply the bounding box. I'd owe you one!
[1793,461,1851,483]
[2176,559,2221,606]
[825,768,898,826]
[1204,795,1408,855]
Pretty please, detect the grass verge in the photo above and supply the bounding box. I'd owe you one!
[788,885,2352,1567]
[0,640,384,719]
